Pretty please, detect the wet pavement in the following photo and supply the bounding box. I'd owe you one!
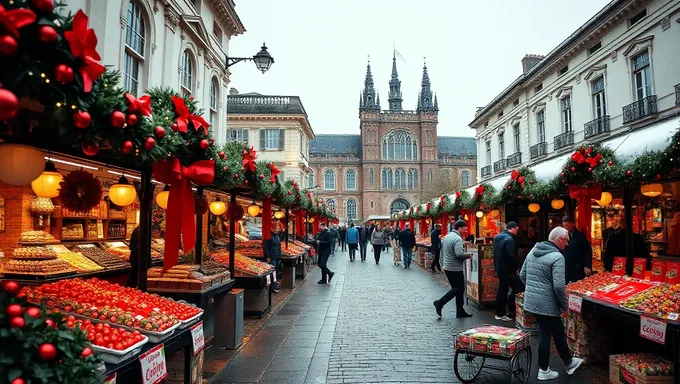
[208,248,609,383]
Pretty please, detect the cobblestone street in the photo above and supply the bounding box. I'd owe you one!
[210,248,609,383]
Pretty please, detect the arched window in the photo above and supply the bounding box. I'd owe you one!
[369,169,374,186]
[461,170,472,187]
[390,198,410,213]
[346,199,357,220]
[308,170,315,189]
[382,130,418,161]
[395,168,406,190]
[345,169,357,191]
[124,1,146,95]
[324,169,335,190]
[408,169,418,190]
[209,76,218,125]
[180,49,195,95]
[326,199,337,212]
[382,168,393,189]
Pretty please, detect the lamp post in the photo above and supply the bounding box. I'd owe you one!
[226,43,274,73]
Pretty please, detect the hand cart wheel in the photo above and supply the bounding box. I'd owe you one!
[509,346,532,383]
[454,350,485,383]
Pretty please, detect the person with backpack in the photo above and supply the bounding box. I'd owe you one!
[345,223,359,262]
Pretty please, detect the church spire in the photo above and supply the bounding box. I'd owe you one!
[417,59,436,113]
[388,50,403,111]
[360,58,380,113]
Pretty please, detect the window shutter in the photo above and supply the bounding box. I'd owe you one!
[241,128,248,144]
[278,129,285,150]
[260,129,265,150]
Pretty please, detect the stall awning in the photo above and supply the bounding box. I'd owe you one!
[364,215,391,223]
[602,117,680,162]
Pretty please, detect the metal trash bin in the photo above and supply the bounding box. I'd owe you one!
[213,288,244,350]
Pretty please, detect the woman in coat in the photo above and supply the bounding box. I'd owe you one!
[370,224,386,265]
[392,227,401,265]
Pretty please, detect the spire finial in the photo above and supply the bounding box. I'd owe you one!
[388,46,402,111]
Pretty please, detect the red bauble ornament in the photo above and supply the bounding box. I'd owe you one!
[199,139,209,150]
[3,281,20,295]
[288,191,293,196]
[144,137,156,150]
[73,111,91,129]
[38,343,57,361]
[26,307,41,318]
[121,140,134,154]
[110,111,126,128]
[81,347,93,358]
[571,167,576,172]
[45,319,55,328]
[6,304,23,317]
[233,173,239,179]
[561,172,565,177]
[588,167,593,173]
[0,88,19,121]
[31,0,54,12]
[209,138,215,145]
[10,316,25,328]
[0,35,18,56]
[11,378,25,384]
[81,142,99,156]
[171,123,178,131]
[626,170,632,176]
[126,114,138,126]
[259,174,264,179]
[54,64,74,84]
[38,25,57,43]
[529,180,534,185]
[657,174,662,180]
[607,161,613,166]
[218,151,226,160]
[154,126,166,139]
[223,166,228,171]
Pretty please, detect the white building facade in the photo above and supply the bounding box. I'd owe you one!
[470,0,680,185]
[62,0,245,144]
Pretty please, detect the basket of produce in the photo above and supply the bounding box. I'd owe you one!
[609,354,673,384]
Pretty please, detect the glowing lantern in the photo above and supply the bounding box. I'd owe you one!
[308,217,315,223]
[596,192,612,207]
[247,202,261,217]
[31,161,63,198]
[0,144,45,185]
[641,184,663,197]
[209,197,226,216]
[109,176,137,207]
[491,209,500,217]
[274,210,285,220]
[475,211,484,218]
[551,199,565,210]
[528,203,541,213]
[155,185,169,209]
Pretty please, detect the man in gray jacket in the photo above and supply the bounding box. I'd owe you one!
[520,227,582,381]
[433,220,473,318]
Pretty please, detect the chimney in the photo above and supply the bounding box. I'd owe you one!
[229,88,239,95]
[521,54,544,74]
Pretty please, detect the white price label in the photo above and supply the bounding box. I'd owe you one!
[139,344,167,384]
[640,315,667,345]
[266,274,271,286]
[135,315,144,321]
[568,294,583,313]
[273,273,277,282]
[190,321,205,355]
[668,313,679,321]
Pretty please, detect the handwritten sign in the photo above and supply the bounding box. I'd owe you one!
[190,321,205,355]
[139,344,167,384]
[640,315,666,345]
[568,294,583,313]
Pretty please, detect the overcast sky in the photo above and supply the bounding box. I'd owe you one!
[228,0,612,137]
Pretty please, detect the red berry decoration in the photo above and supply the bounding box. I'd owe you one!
[571,167,576,172]
[0,88,19,121]
[38,25,57,43]
[154,126,166,139]
[657,174,662,180]
[6,304,23,317]
[199,139,209,150]
[588,167,593,173]
[529,180,534,185]
[81,142,99,156]
[259,174,264,179]
[627,170,632,176]
[45,319,55,328]
[233,173,239,179]
[26,307,41,318]
[144,137,156,150]
[171,123,178,131]
[607,161,613,166]
[54,64,74,84]
[110,110,126,128]
[11,378,25,384]
[3,281,20,295]
[73,111,91,129]
[10,316,25,328]
[38,343,57,361]
[81,347,93,358]
[0,34,18,56]
[209,138,215,145]
[218,151,226,159]
[561,172,565,177]
[126,114,138,126]
[121,140,134,154]
[31,0,54,12]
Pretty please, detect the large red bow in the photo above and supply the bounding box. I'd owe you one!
[267,162,280,182]
[64,11,105,92]
[0,4,35,38]
[568,184,603,241]
[586,154,602,168]
[153,157,215,271]
[125,93,152,116]
[475,185,485,198]
[171,96,210,134]
[510,169,520,181]
[242,147,257,173]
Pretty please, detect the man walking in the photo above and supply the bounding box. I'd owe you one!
[263,219,282,293]
[433,220,473,318]
[345,223,359,262]
[562,216,592,283]
[493,222,519,321]
[338,225,347,252]
[430,223,442,272]
[398,223,416,269]
[520,227,582,380]
[358,223,370,262]
[316,222,335,284]
[329,224,338,256]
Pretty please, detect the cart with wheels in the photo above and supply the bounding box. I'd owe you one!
[453,325,532,383]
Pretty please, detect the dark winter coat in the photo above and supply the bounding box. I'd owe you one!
[263,231,282,260]
[563,228,592,283]
[430,228,442,253]
[316,229,332,256]
[398,228,416,249]
[493,230,518,279]
[358,226,370,243]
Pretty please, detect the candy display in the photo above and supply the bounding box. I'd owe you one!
[620,284,680,320]
[565,310,609,363]
[415,236,431,247]
[13,246,57,259]
[20,230,57,244]
[76,244,129,269]
[455,325,530,357]
[610,353,673,377]
[282,243,305,257]
[62,223,84,240]
[238,239,263,249]
[147,264,230,290]
[100,243,132,261]
[566,272,617,295]
[236,247,264,258]
[3,258,74,275]
[209,249,274,275]
[55,251,104,272]
[64,316,147,352]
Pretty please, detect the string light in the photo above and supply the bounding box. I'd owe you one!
[56,102,62,107]
[45,79,50,83]
[40,73,45,78]
[27,71,33,76]
[71,105,77,109]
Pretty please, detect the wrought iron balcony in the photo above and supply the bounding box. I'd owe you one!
[554,131,574,150]
[227,94,307,115]
[675,84,680,106]
[622,95,657,124]
[481,165,492,178]
[493,159,507,172]
[584,116,610,139]
[507,152,522,167]
[530,142,547,159]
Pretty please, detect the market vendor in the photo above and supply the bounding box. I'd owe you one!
[562,216,592,283]
[603,213,650,275]
[127,226,152,288]
[263,219,282,293]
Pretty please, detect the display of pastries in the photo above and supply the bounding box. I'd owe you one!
[30,197,55,215]
[20,230,56,244]
[13,246,57,260]
[76,245,129,269]
[4,258,74,275]
[56,251,103,272]
[62,223,84,240]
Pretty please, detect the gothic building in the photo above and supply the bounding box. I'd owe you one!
[309,54,477,223]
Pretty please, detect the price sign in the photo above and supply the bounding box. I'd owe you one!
[190,321,205,355]
[640,315,667,345]
[266,274,271,287]
[139,344,167,384]
[568,294,583,313]
[668,313,679,321]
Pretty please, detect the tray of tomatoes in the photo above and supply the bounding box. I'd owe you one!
[64,315,148,364]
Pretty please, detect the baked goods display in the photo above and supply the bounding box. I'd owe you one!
[147,263,230,290]
[30,196,55,215]
[62,223,84,240]
[20,230,56,244]
[108,223,125,238]
[282,243,305,257]
[108,210,126,219]
[100,243,132,261]
[3,258,74,275]
[13,246,57,259]
[76,244,130,269]
[209,249,274,275]
[55,251,103,272]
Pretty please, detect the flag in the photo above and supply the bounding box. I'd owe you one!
[395,49,407,64]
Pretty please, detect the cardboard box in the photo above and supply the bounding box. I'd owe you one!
[455,325,530,357]
[609,354,674,384]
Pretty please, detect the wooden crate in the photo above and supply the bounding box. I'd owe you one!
[609,355,674,384]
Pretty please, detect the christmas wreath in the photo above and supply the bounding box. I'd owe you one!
[58,169,102,213]
[194,193,208,215]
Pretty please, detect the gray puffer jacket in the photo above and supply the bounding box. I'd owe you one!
[519,241,568,317]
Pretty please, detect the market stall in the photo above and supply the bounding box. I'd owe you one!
[464,243,498,309]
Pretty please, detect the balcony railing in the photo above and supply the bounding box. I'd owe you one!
[622,95,657,124]
[507,152,522,167]
[481,165,492,178]
[227,95,307,115]
[554,131,574,150]
[675,84,680,106]
[530,142,547,159]
[493,159,507,172]
[584,116,610,139]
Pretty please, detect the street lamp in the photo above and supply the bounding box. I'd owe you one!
[226,43,274,74]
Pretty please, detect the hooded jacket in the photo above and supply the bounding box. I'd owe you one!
[493,230,517,279]
[519,241,568,317]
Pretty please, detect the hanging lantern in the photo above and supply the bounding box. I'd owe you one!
[596,192,612,207]
[464,214,469,221]
[641,183,663,197]
[274,210,285,220]
[490,209,500,217]
[155,185,170,209]
[308,217,315,223]
[108,176,137,207]
[247,201,261,217]
[209,196,227,216]
[0,144,45,185]
[551,199,565,210]
[475,211,484,218]
[31,161,63,198]
[528,203,541,213]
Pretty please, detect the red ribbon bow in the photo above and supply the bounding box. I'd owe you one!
[518,175,525,185]
[510,169,520,181]
[171,96,210,134]
[64,11,105,92]
[586,154,602,168]
[242,147,257,173]
[125,93,152,116]
[153,157,215,271]
[267,162,280,182]
[568,184,603,242]
[475,185,485,198]
[0,4,35,38]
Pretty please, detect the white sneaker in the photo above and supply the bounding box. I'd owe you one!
[537,368,559,381]
[495,315,513,322]
[566,357,583,375]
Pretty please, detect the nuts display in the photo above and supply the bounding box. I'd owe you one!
[30,197,55,215]
[13,246,57,260]
[62,223,84,240]
[20,230,56,244]
[4,258,74,275]
[76,244,129,269]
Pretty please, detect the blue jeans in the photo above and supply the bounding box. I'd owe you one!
[402,247,413,267]
[330,239,336,255]
[269,259,281,288]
